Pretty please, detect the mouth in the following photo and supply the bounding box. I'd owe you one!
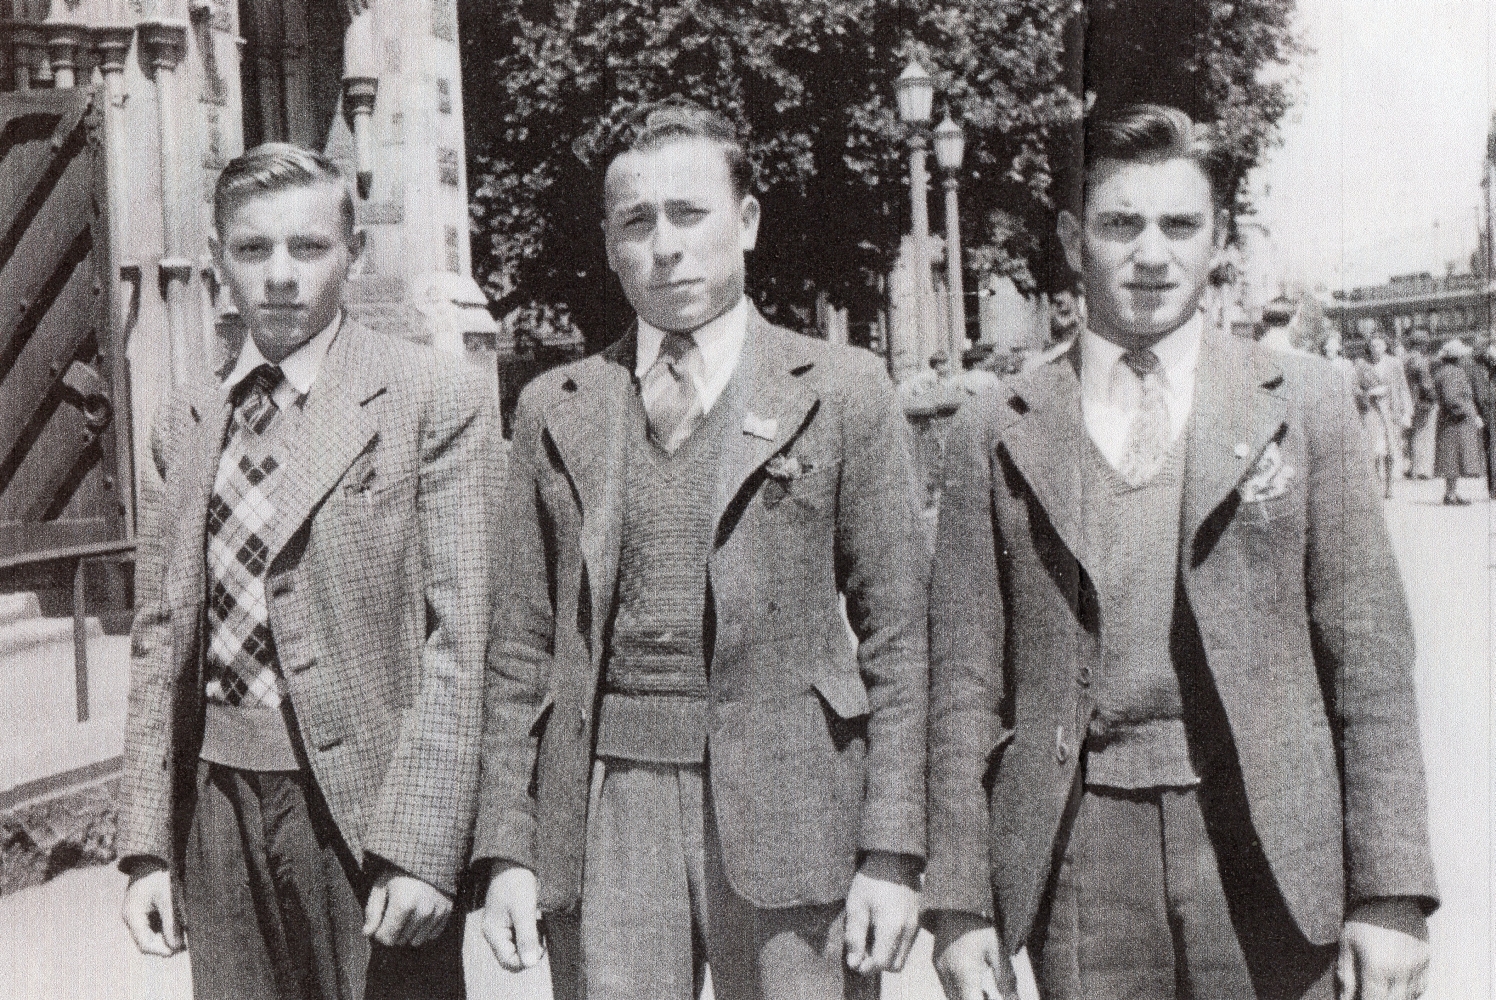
[258,304,307,314]
[1124,282,1177,294]
[653,279,704,292]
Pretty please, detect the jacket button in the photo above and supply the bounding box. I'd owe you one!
[1077,666,1092,687]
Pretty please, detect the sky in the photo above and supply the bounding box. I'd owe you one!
[1247,0,1495,292]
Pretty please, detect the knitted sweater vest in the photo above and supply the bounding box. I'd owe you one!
[595,374,740,763]
[199,398,308,772]
[1080,428,1198,789]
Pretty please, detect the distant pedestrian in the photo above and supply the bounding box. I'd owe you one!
[1405,331,1439,479]
[1432,338,1485,505]
[1480,344,1496,496]
[1354,350,1397,498]
[1370,335,1414,440]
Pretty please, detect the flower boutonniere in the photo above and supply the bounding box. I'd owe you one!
[1239,441,1295,503]
[765,454,811,483]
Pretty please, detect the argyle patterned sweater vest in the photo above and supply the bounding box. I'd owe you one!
[595,376,740,764]
[199,398,308,772]
[1080,427,1198,789]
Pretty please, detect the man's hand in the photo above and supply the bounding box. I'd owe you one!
[843,852,921,976]
[362,869,452,948]
[1337,920,1429,1000]
[121,868,185,957]
[931,912,1017,1000]
[482,863,545,972]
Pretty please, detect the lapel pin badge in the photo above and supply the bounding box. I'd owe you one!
[743,413,778,441]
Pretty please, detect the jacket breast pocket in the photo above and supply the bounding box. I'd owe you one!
[337,457,415,517]
[764,457,840,515]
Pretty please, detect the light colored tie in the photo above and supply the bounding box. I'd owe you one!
[640,332,703,453]
[1117,349,1171,486]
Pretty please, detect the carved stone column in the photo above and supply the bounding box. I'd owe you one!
[139,19,204,389]
[7,23,41,91]
[44,24,83,89]
[342,8,379,199]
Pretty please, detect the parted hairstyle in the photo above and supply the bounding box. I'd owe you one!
[599,98,754,201]
[1079,103,1229,212]
[213,142,357,239]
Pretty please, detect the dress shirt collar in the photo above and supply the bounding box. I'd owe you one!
[634,296,750,414]
[1079,311,1205,407]
[224,310,343,408]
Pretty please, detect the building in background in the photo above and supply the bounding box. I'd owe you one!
[1324,270,1494,348]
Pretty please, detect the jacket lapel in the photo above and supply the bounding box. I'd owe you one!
[542,337,634,662]
[999,350,1092,577]
[260,322,381,567]
[711,312,820,534]
[165,383,232,610]
[1182,330,1289,553]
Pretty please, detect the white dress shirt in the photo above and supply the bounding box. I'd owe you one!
[1079,312,1204,469]
[223,311,343,409]
[635,297,749,415]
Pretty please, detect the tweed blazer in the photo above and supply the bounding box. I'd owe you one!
[473,308,927,913]
[924,330,1438,949]
[117,322,498,896]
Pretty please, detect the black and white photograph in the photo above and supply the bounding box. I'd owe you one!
[0,1,1489,999]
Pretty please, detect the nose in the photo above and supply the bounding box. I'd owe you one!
[265,243,297,294]
[1132,223,1170,269]
[651,220,684,266]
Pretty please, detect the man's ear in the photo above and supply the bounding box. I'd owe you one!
[739,195,761,253]
[348,227,368,267]
[209,233,224,270]
[1056,210,1083,274]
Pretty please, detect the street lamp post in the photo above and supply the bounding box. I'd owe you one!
[934,113,967,369]
[897,59,934,375]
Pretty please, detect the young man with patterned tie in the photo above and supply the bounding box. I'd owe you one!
[925,104,1438,1000]
[117,144,497,999]
[475,100,927,1000]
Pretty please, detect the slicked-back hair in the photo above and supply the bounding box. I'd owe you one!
[214,142,356,239]
[600,98,754,201]
[1078,103,1228,213]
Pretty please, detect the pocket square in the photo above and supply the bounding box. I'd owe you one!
[743,413,778,440]
[1239,441,1294,503]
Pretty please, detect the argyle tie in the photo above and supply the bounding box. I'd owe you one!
[640,332,704,453]
[204,363,288,708]
[1117,349,1171,487]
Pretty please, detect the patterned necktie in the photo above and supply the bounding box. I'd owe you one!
[640,332,704,453]
[204,362,288,708]
[1117,349,1171,487]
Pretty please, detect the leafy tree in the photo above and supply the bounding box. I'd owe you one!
[460,0,1301,354]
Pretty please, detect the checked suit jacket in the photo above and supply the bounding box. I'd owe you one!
[117,322,498,896]
[473,308,928,914]
[924,330,1439,951]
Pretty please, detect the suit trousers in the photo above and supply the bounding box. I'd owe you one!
[1030,784,1336,1000]
[180,762,464,1000]
[545,759,876,1000]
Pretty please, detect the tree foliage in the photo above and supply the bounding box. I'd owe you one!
[460,0,1301,353]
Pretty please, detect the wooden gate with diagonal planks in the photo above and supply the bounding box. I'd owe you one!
[0,86,128,575]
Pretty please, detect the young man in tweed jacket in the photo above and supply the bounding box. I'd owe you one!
[118,145,497,999]
[476,100,927,1000]
[926,105,1437,1000]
